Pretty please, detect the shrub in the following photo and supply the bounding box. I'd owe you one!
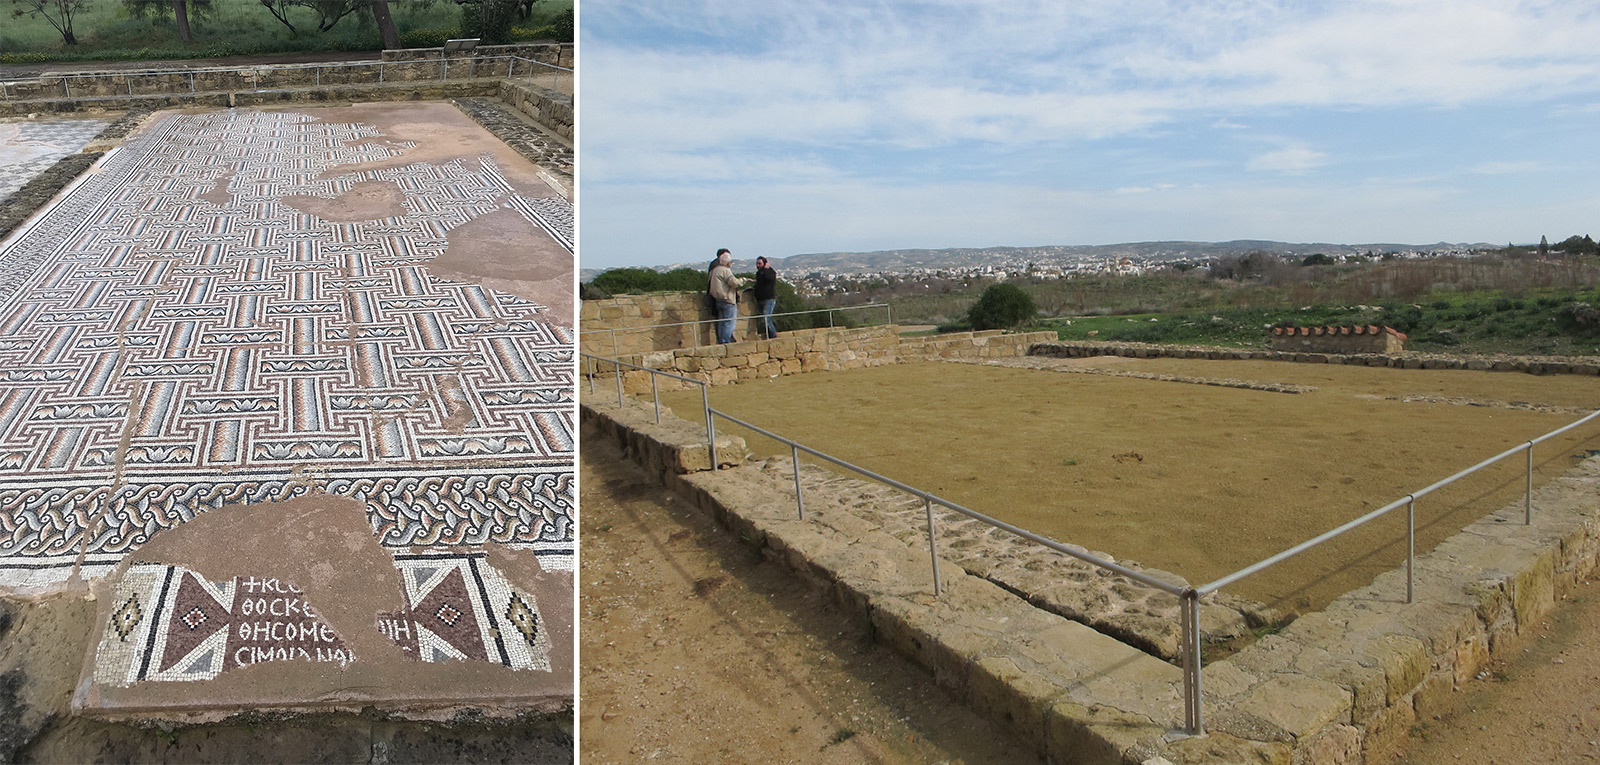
[399,27,459,48]
[1557,302,1600,334]
[967,284,1037,330]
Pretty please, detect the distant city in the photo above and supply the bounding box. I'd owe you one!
[581,240,1495,297]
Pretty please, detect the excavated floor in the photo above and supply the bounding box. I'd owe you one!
[0,102,574,718]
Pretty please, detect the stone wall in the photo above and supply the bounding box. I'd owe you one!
[497,80,574,141]
[1032,340,1600,376]
[585,325,1056,394]
[381,43,572,68]
[0,43,569,114]
[1270,325,1406,354]
[580,293,754,355]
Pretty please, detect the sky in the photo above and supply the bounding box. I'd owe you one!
[578,0,1600,270]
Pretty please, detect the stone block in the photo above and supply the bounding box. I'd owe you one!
[1411,670,1455,718]
[1451,634,1490,686]
[779,358,801,375]
[1511,549,1556,633]
[757,361,781,377]
[708,368,737,386]
[1296,724,1360,765]
[1372,634,1427,706]
[967,656,1055,741]
[767,337,797,358]
[1225,674,1351,741]
[1358,697,1415,762]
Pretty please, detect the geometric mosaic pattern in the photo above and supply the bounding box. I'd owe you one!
[95,563,353,686]
[94,554,550,686]
[376,551,551,670]
[0,119,109,203]
[0,110,576,588]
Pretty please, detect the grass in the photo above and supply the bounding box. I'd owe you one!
[1030,287,1600,356]
[0,0,572,63]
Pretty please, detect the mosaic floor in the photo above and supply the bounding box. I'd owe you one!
[0,119,108,203]
[0,105,575,701]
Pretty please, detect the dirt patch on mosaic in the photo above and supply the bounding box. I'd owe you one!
[660,359,1600,612]
[433,205,573,327]
[282,179,408,222]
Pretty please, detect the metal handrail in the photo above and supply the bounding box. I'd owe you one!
[709,408,1186,595]
[0,53,571,101]
[584,346,1600,738]
[1199,407,1600,595]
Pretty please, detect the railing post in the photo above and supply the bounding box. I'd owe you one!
[1525,441,1534,525]
[379,62,385,83]
[62,77,70,99]
[587,355,595,394]
[924,498,943,596]
[703,387,718,469]
[650,373,661,424]
[1182,590,1205,735]
[614,361,623,406]
[1406,495,1415,604]
[189,72,195,93]
[792,444,805,520]
[828,309,835,328]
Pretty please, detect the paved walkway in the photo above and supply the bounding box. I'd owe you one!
[0,102,574,715]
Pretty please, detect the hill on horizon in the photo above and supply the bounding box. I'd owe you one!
[580,239,1496,282]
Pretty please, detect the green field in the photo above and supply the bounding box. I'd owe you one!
[1,0,572,63]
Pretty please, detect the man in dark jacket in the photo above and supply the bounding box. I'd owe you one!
[752,256,779,339]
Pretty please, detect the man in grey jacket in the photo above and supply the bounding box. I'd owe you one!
[707,249,745,344]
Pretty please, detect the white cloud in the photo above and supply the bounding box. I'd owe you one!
[1470,161,1544,175]
[1248,145,1330,174]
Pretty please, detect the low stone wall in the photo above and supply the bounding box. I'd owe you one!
[0,43,568,114]
[0,78,500,117]
[1032,340,1600,376]
[381,43,572,68]
[586,326,1056,392]
[1270,325,1406,354]
[497,80,573,141]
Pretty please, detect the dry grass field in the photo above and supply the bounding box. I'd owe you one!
[659,358,1600,612]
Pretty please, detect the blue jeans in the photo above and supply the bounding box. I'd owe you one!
[715,300,737,344]
[758,298,777,339]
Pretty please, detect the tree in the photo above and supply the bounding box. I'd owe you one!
[459,0,518,44]
[124,0,213,42]
[257,0,365,34]
[1539,235,1550,257]
[11,0,92,44]
[1301,253,1335,267]
[371,0,398,48]
[967,283,1037,330]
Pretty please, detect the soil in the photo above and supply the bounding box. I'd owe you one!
[579,427,1039,764]
[660,358,1600,613]
[1389,573,1600,764]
